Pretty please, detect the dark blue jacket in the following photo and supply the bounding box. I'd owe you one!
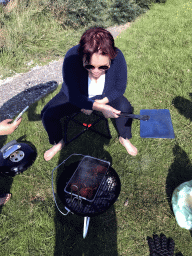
[61,44,127,110]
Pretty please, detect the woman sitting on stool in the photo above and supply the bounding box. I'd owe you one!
[41,27,138,161]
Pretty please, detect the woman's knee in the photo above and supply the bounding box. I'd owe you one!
[41,105,48,119]
[113,96,133,113]
[41,106,57,122]
[123,98,133,112]
[41,90,66,119]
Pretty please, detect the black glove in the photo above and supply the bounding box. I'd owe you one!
[147,234,175,256]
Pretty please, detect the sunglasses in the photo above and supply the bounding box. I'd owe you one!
[84,64,110,70]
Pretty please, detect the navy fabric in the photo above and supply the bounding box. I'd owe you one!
[41,91,133,145]
[61,44,128,110]
[0,0,10,4]
[140,109,175,139]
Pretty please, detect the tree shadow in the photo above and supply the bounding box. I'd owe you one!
[168,92,192,210]
[53,113,119,256]
[0,81,58,122]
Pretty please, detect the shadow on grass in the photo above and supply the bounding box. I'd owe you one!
[0,81,57,212]
[168,92,192,209]
[166,143,192,241]
[52,115,119,256]
[166,144,192,212]
[0,80,50,212]
[0,81,58,122]
[172,93,192,122]
[169,92,192,239]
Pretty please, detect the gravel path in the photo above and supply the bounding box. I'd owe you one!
[0,22,132,121]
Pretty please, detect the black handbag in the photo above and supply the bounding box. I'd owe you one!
[0,140,37,176]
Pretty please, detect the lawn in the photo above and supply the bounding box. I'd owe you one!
[0,0,192,255]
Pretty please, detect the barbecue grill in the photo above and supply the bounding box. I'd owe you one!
[0,140,37,176]
[52,153,121,238]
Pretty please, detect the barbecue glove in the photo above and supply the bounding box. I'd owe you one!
[147,234,175,256]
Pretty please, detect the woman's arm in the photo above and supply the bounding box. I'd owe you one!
[94,97,109,104]
[92,101,105,111]
[92,101,121,118]
[81,97,109,115]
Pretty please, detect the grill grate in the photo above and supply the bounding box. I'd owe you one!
[64,156,110,202]
[57,164,121,217]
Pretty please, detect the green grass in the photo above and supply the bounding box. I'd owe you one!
[0,2,87,79]
[0,0,192,255]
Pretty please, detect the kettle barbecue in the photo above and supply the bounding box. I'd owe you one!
[0,140,37,176]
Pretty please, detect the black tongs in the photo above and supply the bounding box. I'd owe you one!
[119,112,150,121]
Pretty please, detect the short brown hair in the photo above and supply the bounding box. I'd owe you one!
[78,27,118,63]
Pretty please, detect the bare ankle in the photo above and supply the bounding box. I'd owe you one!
[119,136,128,142]
[59,139,64,147]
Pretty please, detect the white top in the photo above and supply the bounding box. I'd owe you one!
[88,74,105,98]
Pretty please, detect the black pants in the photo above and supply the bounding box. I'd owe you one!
[41,90,133,145]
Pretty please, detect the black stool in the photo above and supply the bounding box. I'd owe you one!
[64,111,112,146]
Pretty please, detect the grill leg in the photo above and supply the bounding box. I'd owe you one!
[83,216,90,238]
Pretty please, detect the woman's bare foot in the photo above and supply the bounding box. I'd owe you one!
[44,139,64,161]
[119,136,138,156]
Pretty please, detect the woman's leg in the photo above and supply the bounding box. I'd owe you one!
[41,90,81,160]
[108,95,138,156]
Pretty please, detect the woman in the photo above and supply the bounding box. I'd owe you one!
[0,117,22,205]
[41,27,138,161]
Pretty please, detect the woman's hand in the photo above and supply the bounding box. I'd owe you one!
[0,118,22,135]
[95,97,109,104]
[101,105,121,118]
[81,109,93,115]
